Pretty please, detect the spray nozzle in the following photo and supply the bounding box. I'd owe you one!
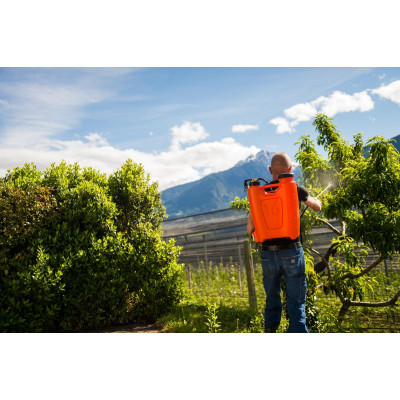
[300,182,332,218]
[316,183,332,198]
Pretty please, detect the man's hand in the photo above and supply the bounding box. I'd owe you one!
[247,212,255,235]
[304,196,322,212]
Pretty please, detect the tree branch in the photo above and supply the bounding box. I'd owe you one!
[308,246,324,260]
[348,289,400,308]
[315,280,329,291]
[315,217,341,235]
[307,246,332,289]
[338,299,351,322]
[338,256,384,281]
[310,243,337,275]
[341,220,346,236]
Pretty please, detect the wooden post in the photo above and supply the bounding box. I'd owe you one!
[238,243,243,295]
[188,264,192,290]
[244,239,257,309]
[384,258,391,286]
[384,259,396,322]
[203,235,208,267]
[238,263,242,296]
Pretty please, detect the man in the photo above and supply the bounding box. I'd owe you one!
[247,152,321,333]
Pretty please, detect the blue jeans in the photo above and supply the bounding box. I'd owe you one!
[261,246,308,333]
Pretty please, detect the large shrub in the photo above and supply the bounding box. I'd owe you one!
[0,160,183,332]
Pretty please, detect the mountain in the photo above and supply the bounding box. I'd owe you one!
[161,150,301,219]
[391,134,400,152]
[162,134,400,219]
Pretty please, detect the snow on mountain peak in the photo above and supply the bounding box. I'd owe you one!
[234,149,275,167]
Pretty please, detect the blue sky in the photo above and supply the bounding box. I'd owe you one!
[1,67,399,190]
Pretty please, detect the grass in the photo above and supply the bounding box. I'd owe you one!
[157,260,400,333]
[157,261,289,333]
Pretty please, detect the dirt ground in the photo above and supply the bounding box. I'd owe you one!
[79,322,164,333]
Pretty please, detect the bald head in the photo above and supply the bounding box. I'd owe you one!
[269,152,292,179]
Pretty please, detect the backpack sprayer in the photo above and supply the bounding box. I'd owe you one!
[244,173,299,243]
[244,174,331,243]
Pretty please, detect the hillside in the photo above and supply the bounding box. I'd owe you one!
[161,150,301,219]
[391,134,400,152]
[162,133,400,219]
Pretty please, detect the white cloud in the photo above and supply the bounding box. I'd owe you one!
[0,81,107,146]
[269,117,297,134]
[85,133,109,146]
[0,131,259,191]
[318,90,374,116]
[270,89,374,134]
[284,102,318,122]
[0,74,259,191]
[169,121,209,151]
[232,124,259,133]
[371,80,400,105]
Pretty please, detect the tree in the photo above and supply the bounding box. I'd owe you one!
[296,114,400,322]
[231,114,400,330]
[0,160,183,332]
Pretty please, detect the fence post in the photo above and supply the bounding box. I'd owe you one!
[238,263,242,296]
[188,264,192,290]
[384,258,391,286]
[203,235,208,267]
[244,239,257,310]
[384,258,396,322]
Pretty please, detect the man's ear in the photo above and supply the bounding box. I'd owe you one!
[288,165,292,172]
[269,166,272,175]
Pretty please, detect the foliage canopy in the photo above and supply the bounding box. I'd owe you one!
[0,160,183,332]
[231,114,400,325]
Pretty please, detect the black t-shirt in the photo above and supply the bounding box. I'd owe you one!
[262,184,309,246]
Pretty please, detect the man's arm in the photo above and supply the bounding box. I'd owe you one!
[304,196,322,212]
[247,212,255,235]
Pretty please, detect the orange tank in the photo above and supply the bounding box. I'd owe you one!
[246,174,300,243]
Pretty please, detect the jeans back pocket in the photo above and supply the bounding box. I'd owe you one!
[282,254,304,277]
[261,251,274,275]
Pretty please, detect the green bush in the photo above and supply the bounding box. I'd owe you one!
[0,160,183,332]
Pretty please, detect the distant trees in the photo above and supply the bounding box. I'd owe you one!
[0,160,183,332]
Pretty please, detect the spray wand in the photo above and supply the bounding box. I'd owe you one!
[300,183,332,218]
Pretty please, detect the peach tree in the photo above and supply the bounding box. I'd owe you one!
[296,114,400,324]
